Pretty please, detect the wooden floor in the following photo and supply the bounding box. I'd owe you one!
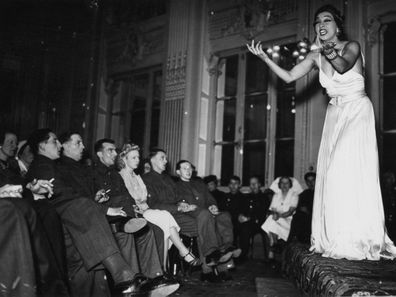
[173,258,298,297]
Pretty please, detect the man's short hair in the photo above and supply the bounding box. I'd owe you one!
[94,138,115,153]
[27,128,53,155]
[176,159,190,171]
[229,175,241,184]
[148,148,166,160]
[203,175,218,184]
[249,175,262,184]
[304,172,316,181]
[58,131,80,144]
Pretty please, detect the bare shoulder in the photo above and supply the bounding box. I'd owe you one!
[342,40,360,53]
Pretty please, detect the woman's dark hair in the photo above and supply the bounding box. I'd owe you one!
[278,176,293,189]
[27,128,53,156]
[304,171,316,181]
[314,4,346,40]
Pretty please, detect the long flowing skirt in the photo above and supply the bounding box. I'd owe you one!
[310,97,396,260]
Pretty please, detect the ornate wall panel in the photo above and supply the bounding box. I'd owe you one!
[159,98,183,170]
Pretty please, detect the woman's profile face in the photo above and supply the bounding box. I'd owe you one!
[314,11,338,41]
[125,149,140,170]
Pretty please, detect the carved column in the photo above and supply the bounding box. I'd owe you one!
[160,0,207,169]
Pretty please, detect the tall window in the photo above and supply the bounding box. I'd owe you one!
[128,68,162,155]
[213,43,296,185]
[380,22,396,173]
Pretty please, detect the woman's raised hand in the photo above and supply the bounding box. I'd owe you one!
[246,40,269,61]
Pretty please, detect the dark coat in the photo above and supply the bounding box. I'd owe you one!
[90,160,136,217]
[239,191,271,225]
[141,171,180,214]
[175,179,217,210]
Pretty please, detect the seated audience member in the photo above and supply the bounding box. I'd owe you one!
[141,150,235,282]
[238,176,271,260]
[0,130,23,184]
[381,171,396,241]
[222,176,244,246]
[203,174,225,203]
[0,182,70,297]
[91,138,179,295]
[16,140,34,177]
[288,172,316,244]
[0,129,69,296]
[262,176,299,259]
[117,143,201,267]
[26,129,154,295]
[141,158,152,174]
[174,160,241,280]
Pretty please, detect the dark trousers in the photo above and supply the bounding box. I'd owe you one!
[115,224,164,279]
[33,198,123,296]
[51,198,121,270]
[173,209,234,256]
[0,199,36,297]
[64,226,110,297]
[239,221,268,259]
[0,198,69,297]
[288,211,312,244]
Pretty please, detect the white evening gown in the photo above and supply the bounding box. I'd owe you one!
[310,54,396,260]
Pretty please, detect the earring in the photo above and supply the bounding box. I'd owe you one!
[336,28,340,35]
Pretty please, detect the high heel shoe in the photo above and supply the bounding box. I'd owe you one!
[181,252,201,267]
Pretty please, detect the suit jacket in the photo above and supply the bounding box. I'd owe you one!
[91,160,136,217]
[175,179,217,210]
[27,154,79,207]
[141,171,180,214]
[0,158,25,186]
[239,191,271,225]
[27,154,121,270]
[57,156,108,215]
[219,191,243,220]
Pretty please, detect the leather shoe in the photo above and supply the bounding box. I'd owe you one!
[102,253,134,290]
[121,274,150,294]
[218,250,233,263]
[205,250,220,266]
[140,275,179,297]
[223,246,242,258]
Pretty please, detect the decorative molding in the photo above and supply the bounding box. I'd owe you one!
[367,17,381,47]
[367,11,396,47]
[165,51,187,84]
[208,0,298,41]
[207,53,221,77]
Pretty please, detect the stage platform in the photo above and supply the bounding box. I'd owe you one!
[283,243,396,296]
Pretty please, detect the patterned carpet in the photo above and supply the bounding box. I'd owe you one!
[284,243,396,296]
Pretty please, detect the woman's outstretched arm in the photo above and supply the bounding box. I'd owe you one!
[246,40,316,84]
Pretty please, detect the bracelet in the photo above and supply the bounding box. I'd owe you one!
[325,50,338,60]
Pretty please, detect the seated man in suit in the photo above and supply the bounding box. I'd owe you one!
[0,181,70,297]
[238,176,272,260]
[26,129,170,296]
[0,129,69,297]
[142,150,238,281]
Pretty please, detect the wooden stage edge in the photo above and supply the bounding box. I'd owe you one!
[283,242,396,296]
